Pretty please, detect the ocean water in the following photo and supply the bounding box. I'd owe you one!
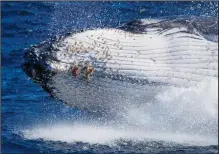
[1,2,218,154]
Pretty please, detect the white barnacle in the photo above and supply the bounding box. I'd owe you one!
[67,45,73,53]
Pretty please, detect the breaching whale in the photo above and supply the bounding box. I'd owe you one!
[22,17,218,112]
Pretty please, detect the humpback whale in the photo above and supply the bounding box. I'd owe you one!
[22,17,218,112]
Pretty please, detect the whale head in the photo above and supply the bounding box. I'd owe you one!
[22,17,218,112]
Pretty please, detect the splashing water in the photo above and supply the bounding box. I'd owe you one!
[22,78,218,146]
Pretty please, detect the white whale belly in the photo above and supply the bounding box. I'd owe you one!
[45,27,217,111]
[50,28,217,86]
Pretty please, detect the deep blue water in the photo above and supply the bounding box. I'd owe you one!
[1,2,218,154]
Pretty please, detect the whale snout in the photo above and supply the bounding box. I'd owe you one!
[22,62,44,79]
[22,47,56,88]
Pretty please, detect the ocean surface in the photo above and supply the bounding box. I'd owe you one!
[1,2,218,154]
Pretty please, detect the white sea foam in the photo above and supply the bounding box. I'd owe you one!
[125,78,218,135]
[22,124,217,146]
[22,79,218,146]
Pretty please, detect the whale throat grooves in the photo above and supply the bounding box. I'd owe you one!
[23,17,218,112]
